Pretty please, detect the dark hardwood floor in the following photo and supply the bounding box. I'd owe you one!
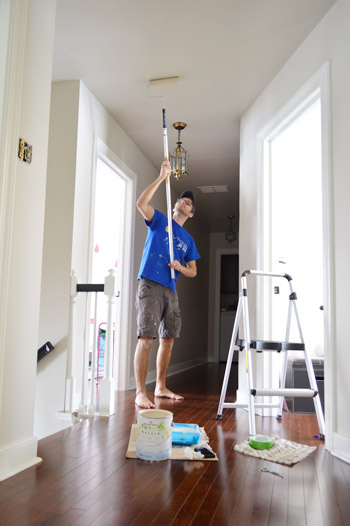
[1,363,349,526]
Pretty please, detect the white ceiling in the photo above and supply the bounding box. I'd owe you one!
[52,0,336,233]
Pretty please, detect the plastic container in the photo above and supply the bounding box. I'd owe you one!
[172,423,201,445]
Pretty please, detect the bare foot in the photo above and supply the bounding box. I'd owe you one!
[135,392,155,409]
[154,388,184,401]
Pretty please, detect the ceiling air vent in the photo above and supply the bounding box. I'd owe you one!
[197,185,228,193]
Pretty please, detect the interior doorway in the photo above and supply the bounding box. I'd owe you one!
[213,248,239,364]
[258,65,333,431]
[219,254,239,362]
[91,157,126,285]
[87,141,136,392]
[265,94,324,359]
[89,157,126,383]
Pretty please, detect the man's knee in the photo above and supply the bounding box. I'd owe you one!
[160,338,174,350]
[137,337,153,351]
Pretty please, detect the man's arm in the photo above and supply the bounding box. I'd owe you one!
[169,260,197,278]
[136,160,170,222]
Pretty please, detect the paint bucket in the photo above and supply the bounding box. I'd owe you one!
[136,409,173,461]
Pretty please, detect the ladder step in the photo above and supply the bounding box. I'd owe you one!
[221,402,280,410]
[236,338,305,352]
[251,388,318,398]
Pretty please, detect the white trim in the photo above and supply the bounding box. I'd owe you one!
[256,62,333,447]
[332,433,350,465]
[212,248,239,363]
[0,436,41,481]
[91,137,137,391]
[129,357,208,390]
[0,0,28,422]
[319,64,334,453]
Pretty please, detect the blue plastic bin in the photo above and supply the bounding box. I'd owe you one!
[172,423,201,445]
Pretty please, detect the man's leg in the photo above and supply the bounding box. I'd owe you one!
[154,338,184,400]
[134,337,155,408]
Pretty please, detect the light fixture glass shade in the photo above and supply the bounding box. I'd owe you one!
[170,148,188,180]
[169,122,189,179]
[225,230,236,244]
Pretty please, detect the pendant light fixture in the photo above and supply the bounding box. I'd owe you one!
[225,215,237,244]
[169,122,189,179]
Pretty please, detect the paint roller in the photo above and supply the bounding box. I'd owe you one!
[148,76,182,293]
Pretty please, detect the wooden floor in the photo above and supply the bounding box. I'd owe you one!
[1,363,349,526]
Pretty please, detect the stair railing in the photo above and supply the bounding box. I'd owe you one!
[64,269,119,417]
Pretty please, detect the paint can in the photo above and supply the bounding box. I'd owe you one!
[136,409,173,461]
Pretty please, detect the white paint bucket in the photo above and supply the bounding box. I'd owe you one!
[136,409,173,461]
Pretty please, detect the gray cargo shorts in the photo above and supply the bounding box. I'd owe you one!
[136,278,181,339]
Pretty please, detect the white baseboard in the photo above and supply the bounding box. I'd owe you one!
[56,410,74,422]
[235,388,248,404]
[332,432,350,464]
[129,356,208,390]
[0,436,42,481]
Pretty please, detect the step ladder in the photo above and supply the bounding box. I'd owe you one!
[216,270,325,439]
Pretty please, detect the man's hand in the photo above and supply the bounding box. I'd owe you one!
[160,160,171,181]
[169,260,182,272]
[136,161,171,221]
[169,260,197,278]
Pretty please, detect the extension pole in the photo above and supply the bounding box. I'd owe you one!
[162,107,176,292]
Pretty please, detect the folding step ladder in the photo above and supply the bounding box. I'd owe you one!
[217,270,325,439]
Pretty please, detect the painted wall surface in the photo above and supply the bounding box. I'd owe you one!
[0,0,10,131]
[174,214,210,371]
[36,80,156,437]
[239,0,350,459]
[36,80,210,437]
[0,0,56,479]
[35,81,80,438]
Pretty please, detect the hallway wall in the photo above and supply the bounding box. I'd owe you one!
[0,0,56,480]
[239,0,350,462]
[35,81,80,438]
[36,79,210,438]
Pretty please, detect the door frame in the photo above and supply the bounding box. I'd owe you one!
[214,248,239,363]
[256,62,334,446]
[90,137,137,391]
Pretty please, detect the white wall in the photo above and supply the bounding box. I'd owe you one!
[36,79,210,437]
[36,79,156,437]
[0,0,56,480]
[239,0,350,462]
[35,81,80,438]
[0,0,10,131]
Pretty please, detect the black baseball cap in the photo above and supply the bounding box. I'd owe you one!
[179,191,196,213]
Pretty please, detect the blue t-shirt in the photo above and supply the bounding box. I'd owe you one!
[137,209,200,289]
